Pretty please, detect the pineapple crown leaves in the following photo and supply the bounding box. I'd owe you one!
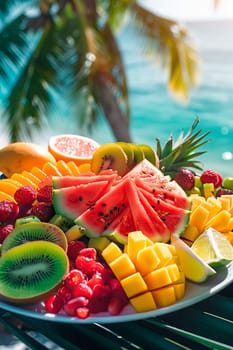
[156,117,211,177]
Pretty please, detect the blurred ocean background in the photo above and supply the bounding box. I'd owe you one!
[1,9,233,178]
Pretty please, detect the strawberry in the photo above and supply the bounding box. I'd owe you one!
[200,169,223,188]
[37,185,53,203]
[14,186,37,206]
[30,202,54,222]
[0,223,14,243]
[0,200,19,223]
[174,168,195,191]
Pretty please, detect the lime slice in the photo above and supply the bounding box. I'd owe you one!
[191,227,233,267]
[171,234,216,283]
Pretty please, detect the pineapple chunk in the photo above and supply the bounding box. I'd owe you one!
[204,210,231,232]
[190,205,209,233]
[181,224,200,242]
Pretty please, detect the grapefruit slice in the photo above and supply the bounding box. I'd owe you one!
[48,135,100,166]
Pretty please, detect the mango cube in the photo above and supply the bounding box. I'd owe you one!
[154,243,173,267]
[144,266,172,290]
[166,263,180,283]
[102,242,122,264]
[135,245,160,276]
[130,291,157,313]
[109,253,136,280]
[127,230,153,264]
[152,286,177,308]
[173,283,186,300]
[121,272,148,298]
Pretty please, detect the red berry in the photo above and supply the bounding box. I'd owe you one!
[0,224,14,243]
[67,240,86,261]
[30,202,54,222]
[72,282,93,299]
[0,200,19,223]
[76,306,90,319]
[37,185,53,203]
[200,169,223,188]
[58,285,72,302]
[79,248,97,260]
[174,169,195,191]
[75,255,97,276]
[216,188,233,197]
[108,296,125,316]
[64,297,89,316]
[64,269,85,290]
[14,186,37,206]
[44,294,63,314]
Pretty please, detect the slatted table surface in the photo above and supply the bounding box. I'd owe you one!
[0,282,232,350]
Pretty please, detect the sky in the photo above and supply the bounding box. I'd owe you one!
[141,0,233,21]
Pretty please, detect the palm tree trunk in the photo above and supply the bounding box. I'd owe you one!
[94,73,132,142]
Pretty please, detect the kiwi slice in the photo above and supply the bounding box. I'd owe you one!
[91,143,128,176]
[129,143,145,165]
[1,222,67,255]
[116,142,135,170]
[0,241,69,304]
[15,215,41,228]
[138,144,156,165]
[49,214,74,232]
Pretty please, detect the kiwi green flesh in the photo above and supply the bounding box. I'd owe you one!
[138,144,156,165]
[1,222,68,255]
[115,142,135,169]
[129,144,145,165]
[91,143,128,176]
[0,241,69,303]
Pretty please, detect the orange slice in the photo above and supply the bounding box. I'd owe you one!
[48,134,100,166]
[11,173,38,188]
[42,162,62,176]
[0,191,15,202]
[66,161,81,176]
[22,171,41,186]
[56,160,73,176]
[0,180,19,197]
[31,166,48,181]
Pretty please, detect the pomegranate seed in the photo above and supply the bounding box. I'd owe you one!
[79,247,97,260]
[92,284,111,298]
[58,285,72,302]
[76,306,90,319]
[101,267,115,284]
[44,294,63,314]
[72,282,93,299]
[64,269,85,290]
[67,240,87,261]
[110,278,128,304]
[64,297,89,316]
[88,296,109,314]
[108,296,125,316]
[87,273,104,290]
[75,255,97,275]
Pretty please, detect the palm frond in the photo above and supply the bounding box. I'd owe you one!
[129,3,200,102]
[4,23,65,141]
[0,0,35,16]
[100,0,134,31]
[0,14,29,83]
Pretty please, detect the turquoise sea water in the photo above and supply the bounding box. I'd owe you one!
[1,19,233,177]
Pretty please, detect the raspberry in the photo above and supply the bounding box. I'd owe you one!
[174,168,195,191]
[0,200,19,223]
[37,185,53,203]
[30,202,54,222]
[14,186,37,206]
[0,224,14,243]
[67,240,87,261]
[200,169,223,188]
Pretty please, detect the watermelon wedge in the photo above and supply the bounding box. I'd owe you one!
[52,173,118,189]
[53,180,111,220]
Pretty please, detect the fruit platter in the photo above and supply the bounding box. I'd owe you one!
[0,118,232,324]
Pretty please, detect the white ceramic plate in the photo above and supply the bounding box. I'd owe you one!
[0,262,232,324]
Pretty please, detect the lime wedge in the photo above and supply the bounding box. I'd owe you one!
[171,234,216,283]
[191,227,233,267]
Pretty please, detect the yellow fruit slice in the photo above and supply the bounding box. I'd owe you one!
[171,234,216,283]
[191,227,233,267]
[11,173,37,188]
[0,180,19,197]
[42,162,62,176]
[66,161,81,176]
[56,160,73,176]
[30,167,48,181]
[22,171,41,186]
[0,191,15,202]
